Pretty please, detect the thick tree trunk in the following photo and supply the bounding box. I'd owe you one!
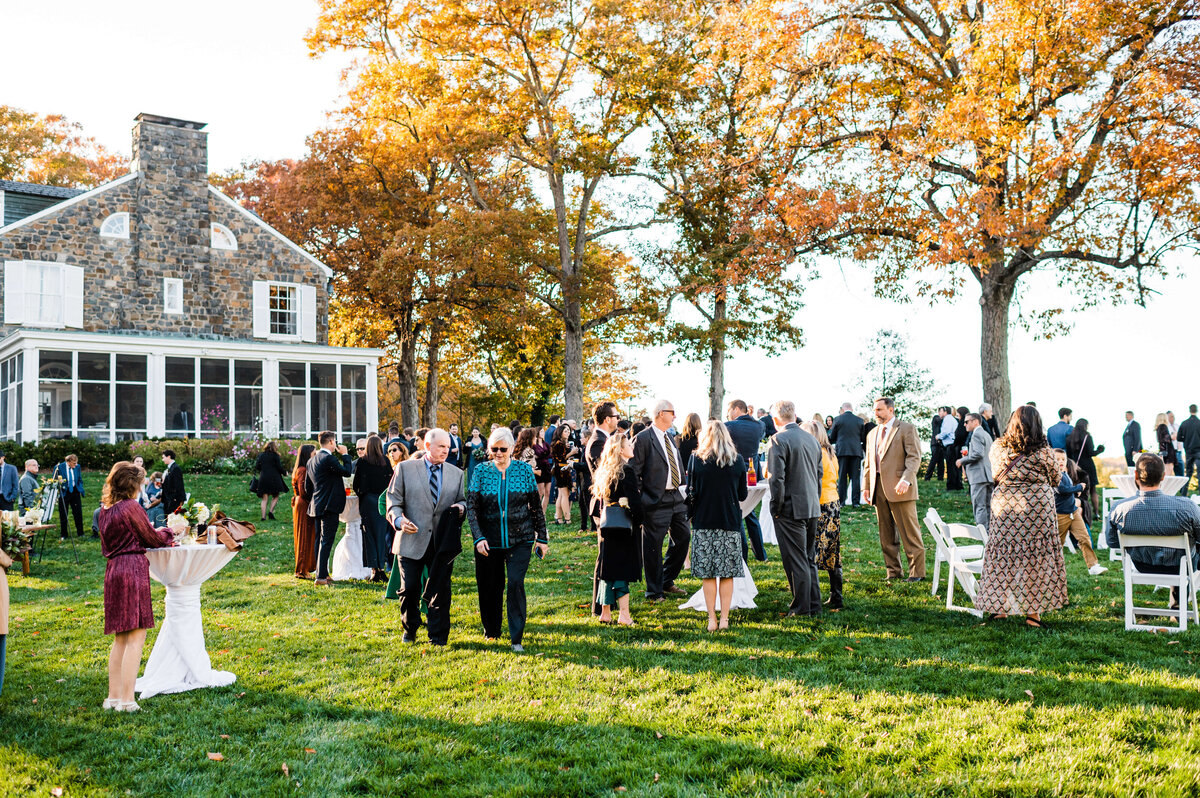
[563,298,585,423]
[707,296,727,420]
[394,311,420,430]
[421,319,443,428]
[979,272,1016,422]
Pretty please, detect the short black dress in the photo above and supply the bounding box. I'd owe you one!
[254,450,288,496]
[596,465,643,584]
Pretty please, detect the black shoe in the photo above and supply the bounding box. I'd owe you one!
[824,599,844,610]
[402,633,417,643]
[269,511,276,520]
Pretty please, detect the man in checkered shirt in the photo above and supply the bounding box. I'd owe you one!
[1107,454,1200,609]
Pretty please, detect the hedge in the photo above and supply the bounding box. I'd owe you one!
[0,436,318,474]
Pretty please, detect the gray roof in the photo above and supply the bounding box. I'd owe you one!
[0,180,85,200]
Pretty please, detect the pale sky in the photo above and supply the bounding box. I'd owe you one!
[5,0,1198,453]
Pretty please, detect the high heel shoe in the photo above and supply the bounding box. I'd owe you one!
[102,698,119,710]
[269,511,276,520]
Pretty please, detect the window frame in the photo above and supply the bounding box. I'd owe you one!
[163,277,184,315]
[100,212,130,240]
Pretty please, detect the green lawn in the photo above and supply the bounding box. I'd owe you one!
[2,474,1198,797]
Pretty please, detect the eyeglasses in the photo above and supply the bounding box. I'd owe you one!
[490,446,509,453]
[355,447,366,452]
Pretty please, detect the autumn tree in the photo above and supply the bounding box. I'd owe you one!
[308,0,668,422]
[0,105,123,187]
[638,1,817,419]
[802,0,1200,419]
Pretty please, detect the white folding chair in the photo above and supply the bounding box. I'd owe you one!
[1117,533,1200,633]
[1100,488,1127,560]
[924,508,986,616]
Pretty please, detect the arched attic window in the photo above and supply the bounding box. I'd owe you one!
[100,212,130,239]
[211,223,237,251]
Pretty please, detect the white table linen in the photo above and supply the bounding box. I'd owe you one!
[681,483,767,612]
[332,495,372,581]
[136,544,238,699]
[1109,475,1187,498]
[756,485,777,545]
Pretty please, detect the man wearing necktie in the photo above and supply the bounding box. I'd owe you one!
[386,429,467,645]
[862,397,926,581]
[171,404,194,438]
[53,454,86,540]
[631,399,691,601]
[0,454,18,512]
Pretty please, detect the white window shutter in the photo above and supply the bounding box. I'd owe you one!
[299,284,317,342]
[3,261,25,325]
[252,280,269,338]
[63,265,84,328]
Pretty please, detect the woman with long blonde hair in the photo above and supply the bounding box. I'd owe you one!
[800,420,844,609]
[686,421,747,631]
[1155,412,1176,475]
[590,431,641,626]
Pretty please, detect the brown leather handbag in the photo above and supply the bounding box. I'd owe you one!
[210,512,256,551]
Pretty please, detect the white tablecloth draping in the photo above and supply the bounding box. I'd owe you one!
[680,483,768,612]
[1109,474,1188,498]
[755,485,777,545]
[136,544,238,699]
[332,495,372,581]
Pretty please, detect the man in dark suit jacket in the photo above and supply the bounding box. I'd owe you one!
[171,404,194,438]
[828,403,865,507]
[446,423,463,468]
[159,449,186,516]
[54,454,87,539]
[766,400,823,615]
[631,399,691,600]
[756,407,777,439]
[1179,404,1200,498]
[584,402,620,527]
[1123,411,1143,467]
[307,431,353,585]
[725,399,767,562]
[0,454,18,511]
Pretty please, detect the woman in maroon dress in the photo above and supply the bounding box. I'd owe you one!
[291,444,317,579]
[98,461,173,712]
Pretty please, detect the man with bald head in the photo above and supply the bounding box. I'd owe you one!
[386,428,467,645]
[631,399,691,600]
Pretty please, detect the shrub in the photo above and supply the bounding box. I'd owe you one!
[0,438,131,471]
[130,436,317,474]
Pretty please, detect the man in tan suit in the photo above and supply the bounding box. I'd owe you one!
[862,397,926,581]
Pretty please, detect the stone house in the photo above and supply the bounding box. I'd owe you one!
[0,113,381,443]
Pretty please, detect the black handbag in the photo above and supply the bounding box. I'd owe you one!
[248,476,259,494]
[599,502,631,530]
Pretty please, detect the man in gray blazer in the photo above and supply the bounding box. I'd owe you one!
[386,428,466,645]
[957,414,994,527]
[767,400,824,616]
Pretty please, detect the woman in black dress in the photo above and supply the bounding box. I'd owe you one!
[590,431,641,626]
[676,412,703,468]
[687,421,747,632]
[550,424,578,525]
[253,441,288,520]
[352,436,393,582]
[533,427,554,513]
[1066,419,1105,517]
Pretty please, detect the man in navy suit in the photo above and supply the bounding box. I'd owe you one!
[308,431,353,585]
[631,400,691,599]
[0,453,18,511]
[828,402,865,507]
[53,454,86,539]
[725,399,767,562]
[1123,411,1143,467]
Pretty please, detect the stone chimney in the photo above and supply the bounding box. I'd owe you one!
[131,113,210,267]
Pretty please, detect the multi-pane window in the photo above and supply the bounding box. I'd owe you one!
[279,362,369,439]
[29,262,64,326]
[163,278,183,314]
[269,284,298,337]
[114,355,147,440]
[165,356,197,437]
[38,351,72,438]
[0,353,23,444]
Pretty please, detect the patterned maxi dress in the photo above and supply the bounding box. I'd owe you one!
[975,443,1068,615]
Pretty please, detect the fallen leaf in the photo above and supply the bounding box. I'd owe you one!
[844,646,855,652]
[282,762,290,777]
[220,734,230,740]
[654,773,660,783]
[1167,641,1180,645]
[304,748,316,754]
[1024,690,1035,699]
[56,679,65,683]
[529,699,543,707]
[654,731,663,739]
[615,788,627,793]
[207,752,224,761]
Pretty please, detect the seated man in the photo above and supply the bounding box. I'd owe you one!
[1107,454,1200,609]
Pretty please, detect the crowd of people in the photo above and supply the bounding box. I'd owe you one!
[6,397,1199,709]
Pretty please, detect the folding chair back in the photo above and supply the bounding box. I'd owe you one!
[1117,532,1200,633]
[924,508,951,596]
[924,509,986,616]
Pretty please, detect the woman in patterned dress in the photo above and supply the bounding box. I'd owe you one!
[976,405,1068,628]
[800,420,843,609]
[686,421,748,632]
[98,461,174,712]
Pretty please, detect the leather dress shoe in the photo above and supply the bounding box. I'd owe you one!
[402,633,417,643]
[905,576,924,583]
[664,585,687,596]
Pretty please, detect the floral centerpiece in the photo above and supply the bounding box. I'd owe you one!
[166,498,221,545]
[2,511,34,561]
